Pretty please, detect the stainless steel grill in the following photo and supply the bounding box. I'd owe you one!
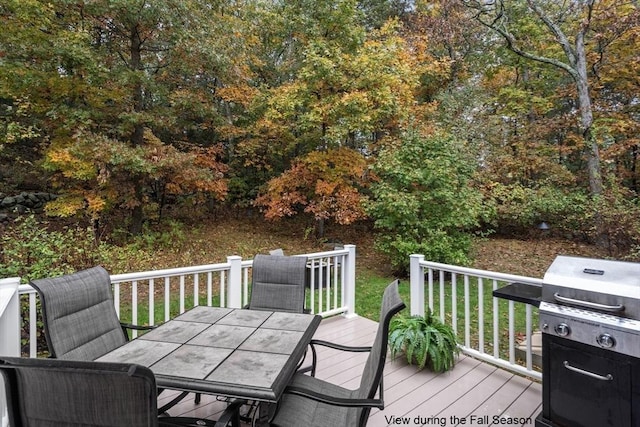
[539,255,640,356]
[535,255,640,427]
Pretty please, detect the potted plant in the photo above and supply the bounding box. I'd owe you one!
[388,309,459,372]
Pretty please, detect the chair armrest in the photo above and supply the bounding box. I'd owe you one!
[121,322,156,331]
[310,339,371,353]
[120,322,157,341]
[283,385,384,409]
[306,340,372,376]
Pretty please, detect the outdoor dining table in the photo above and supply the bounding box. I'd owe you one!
[97,305,322,403]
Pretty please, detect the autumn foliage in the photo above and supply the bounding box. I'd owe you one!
[2,0,640,259]
[255,147,370,225]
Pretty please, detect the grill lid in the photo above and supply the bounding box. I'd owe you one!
[542,255,640,318]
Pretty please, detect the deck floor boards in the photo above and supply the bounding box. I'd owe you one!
[160,315,541,426]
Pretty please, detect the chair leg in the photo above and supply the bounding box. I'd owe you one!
[159,391,190,414]
[214,399,246,427]
[195,393,201,404]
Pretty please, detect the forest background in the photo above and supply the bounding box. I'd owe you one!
[1,0,640,281]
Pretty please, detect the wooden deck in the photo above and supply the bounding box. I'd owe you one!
[160,315,542,426]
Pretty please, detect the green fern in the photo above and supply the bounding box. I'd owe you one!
[388,310,459,372]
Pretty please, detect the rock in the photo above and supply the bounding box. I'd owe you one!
[1,196,15,208]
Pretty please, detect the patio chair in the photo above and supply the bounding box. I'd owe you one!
[267,280,406,427]
[196,254,310,411]
[29,266,188,413]
[30,265,150,360]
[248,254,309,314]
[0,356,243,427]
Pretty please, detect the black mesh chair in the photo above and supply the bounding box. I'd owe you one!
[30,266,149,360]
[0,356,242,427]
[29,266,187,413]
[267,280,406,427]
[248,254,309,314]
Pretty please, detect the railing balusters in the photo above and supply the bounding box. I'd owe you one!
[439,270,445,323]
[179,275,185,313]
[242,268,249,307]
[29,292,37,357]
[478,277,484,354]
[464,274,471,348]
[410,258,542,380]
[13,247,354,356]
[333,256,338,309]
[148,279,154,326]
[220,271,226,308]
[492,279,499,359]
[428,268,434,312]
[451,273,458,336]
[131,280,138,338]
[207,272,213,306]
[114,283,121,319]
[525,304,533,371]
[164,277,170,322]
[508,300,515,364]
[193,273,199,307]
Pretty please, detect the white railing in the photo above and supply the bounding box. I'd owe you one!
[0,277,20,427]
[2,246,542,382]
[13,245,356,357]
[409,254,543,380]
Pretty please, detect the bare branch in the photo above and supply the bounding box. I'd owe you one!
[526,0,580,67]
[466,0,580,81]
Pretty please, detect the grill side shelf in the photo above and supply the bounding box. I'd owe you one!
[493,282,542,307]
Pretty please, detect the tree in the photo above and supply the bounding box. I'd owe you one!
[367,129,485,273]
[461,0,640,244]
[462,0,609,196]
[1,1,232,235]
[0,0,72,191]
[255,147,370,236]
[250,16,447,234]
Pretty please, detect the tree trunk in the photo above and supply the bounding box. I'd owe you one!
[129,24,145,234]
[316,217,325,239]
[575,30,603,197]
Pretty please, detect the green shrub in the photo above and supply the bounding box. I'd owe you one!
[589,185,640,257]
[484,182,590,237]
[0,215,103,356]
[367,130,485,273]
[0,215,101,281]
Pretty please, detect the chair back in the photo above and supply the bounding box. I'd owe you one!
[249,254,308,313]
[354,280,405,426]
[30,266,127,360]
[0,356,158,427]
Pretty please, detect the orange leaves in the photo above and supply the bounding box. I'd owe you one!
[255,147,370,225]
[43,127,229,220]
[216,85,259,108]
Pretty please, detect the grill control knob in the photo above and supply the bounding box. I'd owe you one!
[555,323,571,337]
[597,333,615,349]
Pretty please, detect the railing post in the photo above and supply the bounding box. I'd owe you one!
[343,244,357,318]
[226,256,243,308]
[0,277,20,427]
[0,277,20,357]
[410,254,425,316]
